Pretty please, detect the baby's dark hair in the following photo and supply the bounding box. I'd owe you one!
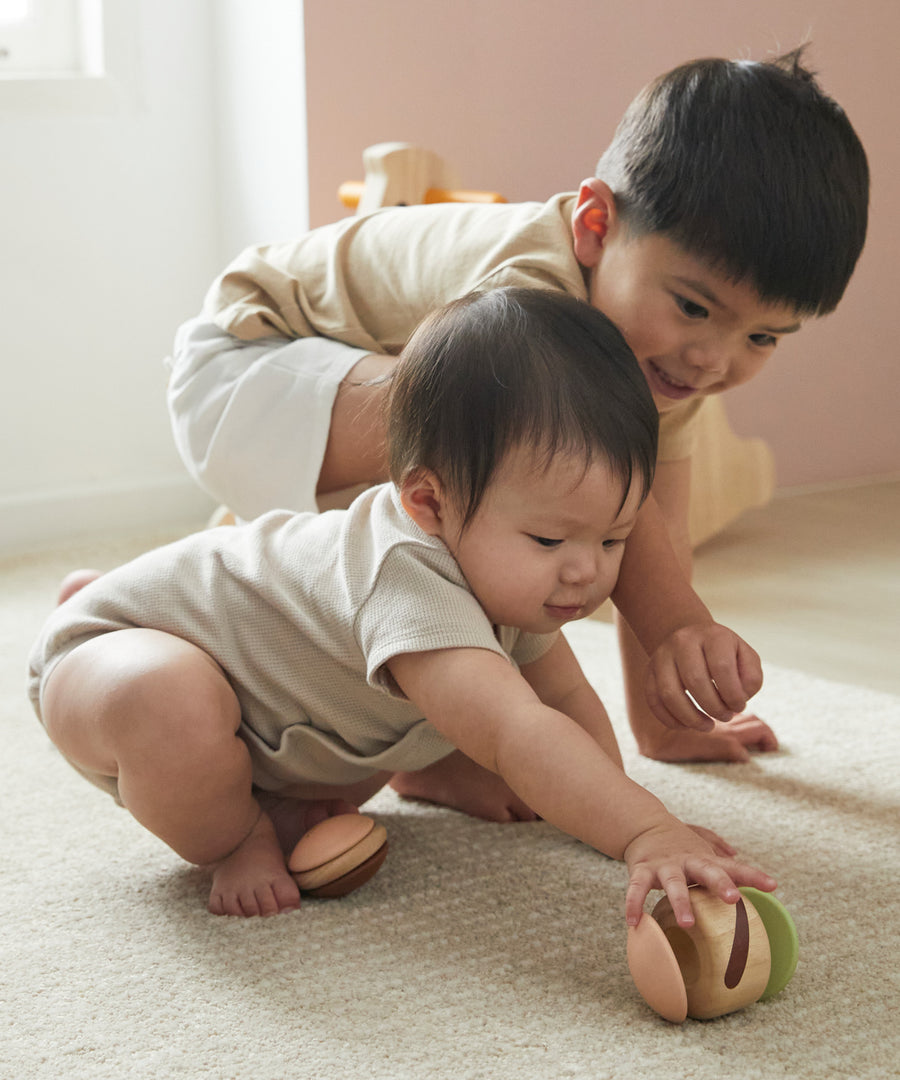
[596,47,869,315]
[388,287,658,528]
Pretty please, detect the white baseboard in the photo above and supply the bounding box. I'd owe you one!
[0,476,217,556]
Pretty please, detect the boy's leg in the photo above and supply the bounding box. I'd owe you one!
[166,318,375,520]
[40,627,299,916]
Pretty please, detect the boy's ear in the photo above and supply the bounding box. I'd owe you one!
[399,469,447,537]
[572,178,618,268]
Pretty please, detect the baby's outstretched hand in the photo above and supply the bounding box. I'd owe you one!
[623,816,776,928]
[643,622,763,733]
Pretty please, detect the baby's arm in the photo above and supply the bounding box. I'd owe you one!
[387,645,775,927]
[519,634,623,769]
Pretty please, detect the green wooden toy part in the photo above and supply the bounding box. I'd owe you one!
[739,887,799,1000]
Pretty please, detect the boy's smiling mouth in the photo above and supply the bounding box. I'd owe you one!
[646,360,697,401]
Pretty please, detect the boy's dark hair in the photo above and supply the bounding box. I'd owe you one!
[388,287,658,528]
[596,47,869,315]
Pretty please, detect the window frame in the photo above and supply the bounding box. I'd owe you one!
[0,0,139,114]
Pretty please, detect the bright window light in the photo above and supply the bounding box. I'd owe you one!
[0,1,30,26]
[0,1,31,26]
[0,0,81,73]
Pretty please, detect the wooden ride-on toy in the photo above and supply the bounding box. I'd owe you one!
[627,886,799,1022]
[337,142,506,215]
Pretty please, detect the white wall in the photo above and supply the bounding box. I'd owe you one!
[213,0,308,261]
[0,0,308,554]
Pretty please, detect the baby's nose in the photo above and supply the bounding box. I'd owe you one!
[560,551,597,585]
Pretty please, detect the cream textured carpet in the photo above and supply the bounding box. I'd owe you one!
[2,533,899,1080]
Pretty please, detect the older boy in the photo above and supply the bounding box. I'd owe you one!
[166,50,868,805]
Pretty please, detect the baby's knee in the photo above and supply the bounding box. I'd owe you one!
[112,635,238,748]
[44,629,239,767]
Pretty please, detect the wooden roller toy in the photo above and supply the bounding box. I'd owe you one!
[288,814,388,899]
[627,887,799,1022]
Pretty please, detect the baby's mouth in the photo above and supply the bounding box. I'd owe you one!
[544,602,584,620]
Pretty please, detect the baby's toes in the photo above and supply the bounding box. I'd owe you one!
[257,877,300,916]
[208,888,246,917]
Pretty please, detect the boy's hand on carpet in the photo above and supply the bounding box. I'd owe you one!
[644,622,764,734]
[637,713,779,764]
[623,817,777,928]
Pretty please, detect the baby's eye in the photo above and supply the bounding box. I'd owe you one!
[749,332,777,348]
[602,538,625,550]
[675,295,708,320]
[529,535,563,548]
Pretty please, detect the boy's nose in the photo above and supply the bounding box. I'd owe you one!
[685,340,730,375]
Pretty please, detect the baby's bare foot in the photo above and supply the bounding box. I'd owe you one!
[57,568,103,605]
[390,750,539,822]
[256,794,361,857]
[207,811,300,917]
[207,798,365,916]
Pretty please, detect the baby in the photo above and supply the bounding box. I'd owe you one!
[29,288,775,922]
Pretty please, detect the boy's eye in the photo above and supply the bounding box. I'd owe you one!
[675,295,708,319]
[602,538,624,550]
[529,535,563,548]
[749,333,777,348]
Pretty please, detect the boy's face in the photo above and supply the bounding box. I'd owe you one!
[574,190,804,413]
[426,447,643,635]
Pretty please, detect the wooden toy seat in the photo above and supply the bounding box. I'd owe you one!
[337,142,506,214]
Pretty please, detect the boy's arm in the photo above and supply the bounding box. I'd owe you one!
[387,645,775,926]
[613,459,777,761]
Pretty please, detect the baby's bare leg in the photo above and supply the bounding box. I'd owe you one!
[40,628,299,916]
[390,751,540,822]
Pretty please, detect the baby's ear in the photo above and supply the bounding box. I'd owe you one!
[399,469,447,536]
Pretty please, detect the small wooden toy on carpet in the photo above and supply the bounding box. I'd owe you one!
[288,814,388,898]
[627,886,799,1022]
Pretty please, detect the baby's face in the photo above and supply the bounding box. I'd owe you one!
[587,231,804,413]
[441,447,643,635]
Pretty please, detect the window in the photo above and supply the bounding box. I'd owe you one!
[0,0,83,75]
[0,0,137,113]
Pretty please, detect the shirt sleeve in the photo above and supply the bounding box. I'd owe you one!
[354,541,513,698]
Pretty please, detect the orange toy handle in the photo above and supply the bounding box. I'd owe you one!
[338,180,506,210]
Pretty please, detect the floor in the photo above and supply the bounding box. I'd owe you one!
[592,478,900,696]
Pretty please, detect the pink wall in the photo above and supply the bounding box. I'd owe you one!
[304,0,900,487]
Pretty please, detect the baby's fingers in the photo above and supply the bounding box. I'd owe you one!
[626,863,695,929]
[687,823,737,857]
[625,865,655,927]
[686,857,778,906]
